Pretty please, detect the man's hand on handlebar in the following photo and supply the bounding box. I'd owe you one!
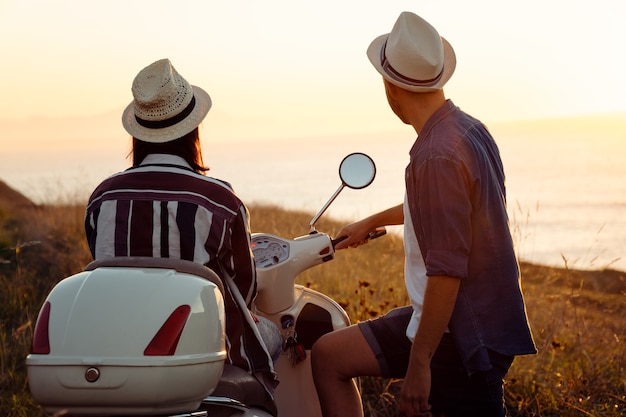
[334,220,386,250]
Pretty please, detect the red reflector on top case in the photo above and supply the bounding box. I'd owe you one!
[31,301,51,354]
[144,305,191,356]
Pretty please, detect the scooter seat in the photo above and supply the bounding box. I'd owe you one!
[208,365,277,416]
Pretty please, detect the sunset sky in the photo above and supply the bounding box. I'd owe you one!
[0,0,624,271]
[1,0,625,147]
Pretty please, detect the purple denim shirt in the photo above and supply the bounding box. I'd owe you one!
[405,100,536,371]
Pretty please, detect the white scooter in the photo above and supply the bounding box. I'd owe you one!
[26,153,384,417]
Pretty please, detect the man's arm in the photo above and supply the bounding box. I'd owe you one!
[400,275,460,415]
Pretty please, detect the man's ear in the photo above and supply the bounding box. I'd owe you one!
[383,79,403,98]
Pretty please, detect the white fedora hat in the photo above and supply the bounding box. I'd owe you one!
[122,59,212,143]
[367,12,456,92]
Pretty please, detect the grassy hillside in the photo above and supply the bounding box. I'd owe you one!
[1,199,625,416]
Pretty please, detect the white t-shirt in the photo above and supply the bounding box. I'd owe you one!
[403,194,428,341]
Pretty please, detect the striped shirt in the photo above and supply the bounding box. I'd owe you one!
[85,154,277,392]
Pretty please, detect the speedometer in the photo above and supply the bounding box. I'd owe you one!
[252,237,289,268]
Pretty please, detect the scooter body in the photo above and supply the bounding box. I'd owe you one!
[251,231,351,417]
[26,153,379,417]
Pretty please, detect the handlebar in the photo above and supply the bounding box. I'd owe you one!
[331,227,387,248]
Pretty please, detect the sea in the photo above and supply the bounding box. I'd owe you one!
[1,121,625,273]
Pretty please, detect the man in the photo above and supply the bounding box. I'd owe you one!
[311,12,535,417]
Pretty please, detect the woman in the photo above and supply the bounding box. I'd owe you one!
[85,58,279,396]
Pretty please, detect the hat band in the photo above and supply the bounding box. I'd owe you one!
[380,40,444,87]
[135,95,196,129]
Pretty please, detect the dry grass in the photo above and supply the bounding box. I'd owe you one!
[505,262,626,416]
[1,202,625,416]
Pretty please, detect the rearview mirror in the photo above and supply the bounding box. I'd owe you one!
[339,153,376,189]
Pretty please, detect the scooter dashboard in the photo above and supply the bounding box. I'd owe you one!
[251,236,290,268]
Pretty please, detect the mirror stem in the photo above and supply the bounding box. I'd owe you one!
[309,184,345,233]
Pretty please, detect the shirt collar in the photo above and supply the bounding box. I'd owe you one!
[140,154,193,169]
[410,99,457,157]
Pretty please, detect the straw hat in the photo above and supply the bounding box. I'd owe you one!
[367,12,456,92]
[122,59,212,143]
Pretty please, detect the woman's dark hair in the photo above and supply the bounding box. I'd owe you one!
[131,127,209,174]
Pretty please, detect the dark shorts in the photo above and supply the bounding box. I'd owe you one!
[358,306,514,417]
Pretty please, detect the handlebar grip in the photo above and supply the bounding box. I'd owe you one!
[331,227,386,248]
[331,235,348,247]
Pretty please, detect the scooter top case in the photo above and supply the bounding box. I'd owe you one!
[27,257,226,416]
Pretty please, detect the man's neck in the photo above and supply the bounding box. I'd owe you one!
[409,90,447,135]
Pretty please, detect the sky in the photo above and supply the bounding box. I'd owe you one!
[0,1,624,271]
[1,0,625,146]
